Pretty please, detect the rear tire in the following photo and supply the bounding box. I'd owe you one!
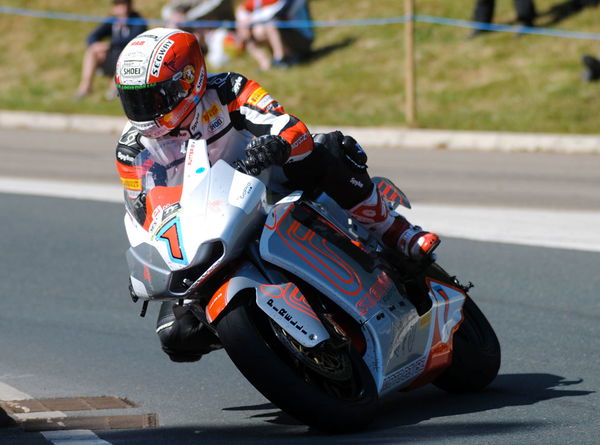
[216,295,378,432]
[433,296,501,392]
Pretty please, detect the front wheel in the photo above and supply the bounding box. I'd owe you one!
[216,295,378,432]
[433,296,501,392]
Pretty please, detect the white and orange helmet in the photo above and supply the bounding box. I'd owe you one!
[115,28,207,138]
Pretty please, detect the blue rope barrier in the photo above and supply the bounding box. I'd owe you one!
[1,5,600,40]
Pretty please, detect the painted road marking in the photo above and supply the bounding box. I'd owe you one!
[42,430,113,445]
[0,380,157,441]
[2,396,137,413]
[0,177,599,252]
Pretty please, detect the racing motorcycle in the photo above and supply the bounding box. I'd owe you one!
[125,138,501,432]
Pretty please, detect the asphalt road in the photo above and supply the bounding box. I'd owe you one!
[0,129,599,444]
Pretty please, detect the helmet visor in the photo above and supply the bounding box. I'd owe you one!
[117,79,189,122]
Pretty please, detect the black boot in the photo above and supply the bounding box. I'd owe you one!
[156,302,222,363]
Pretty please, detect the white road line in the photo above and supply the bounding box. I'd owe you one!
[0,177,122,203]
[1,177,599,252]
[0,381,114,445]
[0,381,31,401]
[407,204,600,253]
[41,430,113,445]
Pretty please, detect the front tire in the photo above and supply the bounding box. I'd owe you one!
[216,295,378,432]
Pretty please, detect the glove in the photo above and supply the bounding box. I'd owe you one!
[244,135,291,176]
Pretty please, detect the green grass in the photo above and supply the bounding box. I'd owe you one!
[1,0,599,133]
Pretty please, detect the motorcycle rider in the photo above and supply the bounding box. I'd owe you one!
[114,27,439,362]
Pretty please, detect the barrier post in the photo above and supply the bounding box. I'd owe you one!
[404,0,417,126]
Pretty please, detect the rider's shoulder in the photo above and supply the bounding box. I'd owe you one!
[207,72,249,102]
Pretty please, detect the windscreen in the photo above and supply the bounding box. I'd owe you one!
[125,145,187,226]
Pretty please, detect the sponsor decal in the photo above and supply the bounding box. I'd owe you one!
[247,87,268,106]
[182,64,195,84]
[208,200,223,213]
[232,75,243,94]
[257,94,275,110]
[350,177,364,188]
[202,104,221,124]
[208,117,224,133]
[121,65,145,78]
[355,272,394,317]
[117,151,135,164]
[195,65,206,93]
[290,132,309,150]
[189,107,202,134]
[150,39,175,77]
[121,178,141,190]
[239,183,254,200]
[186,145,195,166]
[163,112,178,125]
[382,356,427,391]
[131,40,145,46]
[196,167,206,174]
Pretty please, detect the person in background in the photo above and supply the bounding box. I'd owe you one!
[468,0,536,38]
[235,0,313,70]
[581,53,600,82]
[162,0,241,68]
[76,0,146,100]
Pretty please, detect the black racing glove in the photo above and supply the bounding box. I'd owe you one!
[244,135,291,176]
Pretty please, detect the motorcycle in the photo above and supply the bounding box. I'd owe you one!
[124,138,501,432]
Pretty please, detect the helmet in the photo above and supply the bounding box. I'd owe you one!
[115,28,207,138]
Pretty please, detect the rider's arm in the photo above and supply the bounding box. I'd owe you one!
[219,72,314,164]
[115,125,145,201]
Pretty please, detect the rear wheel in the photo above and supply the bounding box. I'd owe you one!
[216,295,378,432]
[433,296,501,392]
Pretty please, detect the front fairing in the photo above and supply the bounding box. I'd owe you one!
[125,139,268,300]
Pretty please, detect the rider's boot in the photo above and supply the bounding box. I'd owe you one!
[348,186,440,259]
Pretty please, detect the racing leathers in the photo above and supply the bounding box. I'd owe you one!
[115,71,439,362]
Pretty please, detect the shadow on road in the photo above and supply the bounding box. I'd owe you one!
[95,373,592,444]
[377,373,592,425]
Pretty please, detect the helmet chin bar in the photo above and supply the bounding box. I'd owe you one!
[131,118,172,139]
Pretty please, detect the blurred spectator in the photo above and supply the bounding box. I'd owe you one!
[76,0,146,100]
[581,54,600,82]
[468,0,537,38]
[162,0,242,68]
[236,0,314,70]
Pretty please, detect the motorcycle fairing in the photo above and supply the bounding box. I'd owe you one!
[380,278,466,392]
[260,200,429,391]
[126,139,268,300]
[204,262,330,348]
[259,198,468,394]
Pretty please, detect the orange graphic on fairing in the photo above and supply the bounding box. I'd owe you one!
[407,278,466,389]
[260,283,320,321]
[206,280,231,323]
[355,272,394,316]
[271,204,363,296]
[158,222,184,261]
